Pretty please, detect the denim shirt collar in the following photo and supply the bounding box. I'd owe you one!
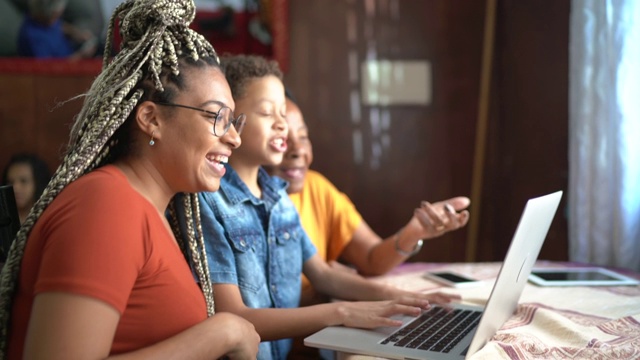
[219,164,288,206]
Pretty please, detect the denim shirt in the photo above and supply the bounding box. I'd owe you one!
[196,165,317,360]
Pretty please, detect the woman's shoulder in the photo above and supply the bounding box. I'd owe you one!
[51,165,145,215]
[34,166,153,240]
[304,169,342,196]
[305,169,336,187]
[65,165,133,195]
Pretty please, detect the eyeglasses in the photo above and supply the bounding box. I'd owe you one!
[154,102,246,137]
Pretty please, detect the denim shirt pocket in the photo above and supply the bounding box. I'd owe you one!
[229,232,256,252]
[228,230,265,294]
[274,226,304,278]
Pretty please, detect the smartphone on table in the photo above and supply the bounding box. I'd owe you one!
[422,271,482,288]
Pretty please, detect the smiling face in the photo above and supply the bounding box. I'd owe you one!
[229,75,288,169]
[269,98,313,194]
[151,65,241,194]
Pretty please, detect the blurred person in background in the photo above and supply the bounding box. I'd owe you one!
[17,0,97,59]
[1,153,51,224]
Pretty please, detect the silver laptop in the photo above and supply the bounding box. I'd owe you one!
[305,190,563,360]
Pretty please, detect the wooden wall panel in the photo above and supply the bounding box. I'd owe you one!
[285,0,486,262]
[0,74,94,176]
[286,0,570,263]
[33,77,94,169]
[478,0,570,262]
[0,75,37,166]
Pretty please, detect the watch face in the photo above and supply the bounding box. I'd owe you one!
[398,238,422,256]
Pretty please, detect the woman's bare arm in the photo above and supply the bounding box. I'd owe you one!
[341,196,471,276]
[24,292,259,360]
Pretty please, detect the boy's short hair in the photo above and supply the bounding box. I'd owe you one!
[220,54,283,99]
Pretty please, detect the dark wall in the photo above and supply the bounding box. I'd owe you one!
[0,72,95,176]
[284,0,570,262]
[479,0,570,261]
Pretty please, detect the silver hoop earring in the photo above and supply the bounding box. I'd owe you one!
[149,131,156,146]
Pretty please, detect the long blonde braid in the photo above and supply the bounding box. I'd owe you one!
[0,0,217,355]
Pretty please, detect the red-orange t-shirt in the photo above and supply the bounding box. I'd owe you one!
[7,165,207,358]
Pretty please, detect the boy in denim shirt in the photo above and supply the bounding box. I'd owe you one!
[177,54,460,360]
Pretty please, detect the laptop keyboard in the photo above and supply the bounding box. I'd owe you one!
[380,307,482,353]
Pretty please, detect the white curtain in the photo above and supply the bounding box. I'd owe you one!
[569,0,640,272]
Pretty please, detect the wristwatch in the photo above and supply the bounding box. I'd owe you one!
[394,237,424,257]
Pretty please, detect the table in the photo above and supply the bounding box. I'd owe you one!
[337,261,640,360]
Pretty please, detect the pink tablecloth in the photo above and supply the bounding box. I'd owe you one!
[338,261,640,360]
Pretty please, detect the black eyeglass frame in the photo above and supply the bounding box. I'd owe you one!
[153,101,246,137]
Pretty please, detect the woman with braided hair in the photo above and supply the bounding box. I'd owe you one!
[0,0,259,359]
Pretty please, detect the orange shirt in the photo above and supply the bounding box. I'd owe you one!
[7,165,207,358]
[289,170,363,294]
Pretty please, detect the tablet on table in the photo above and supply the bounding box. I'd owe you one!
[529,267,640,286]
